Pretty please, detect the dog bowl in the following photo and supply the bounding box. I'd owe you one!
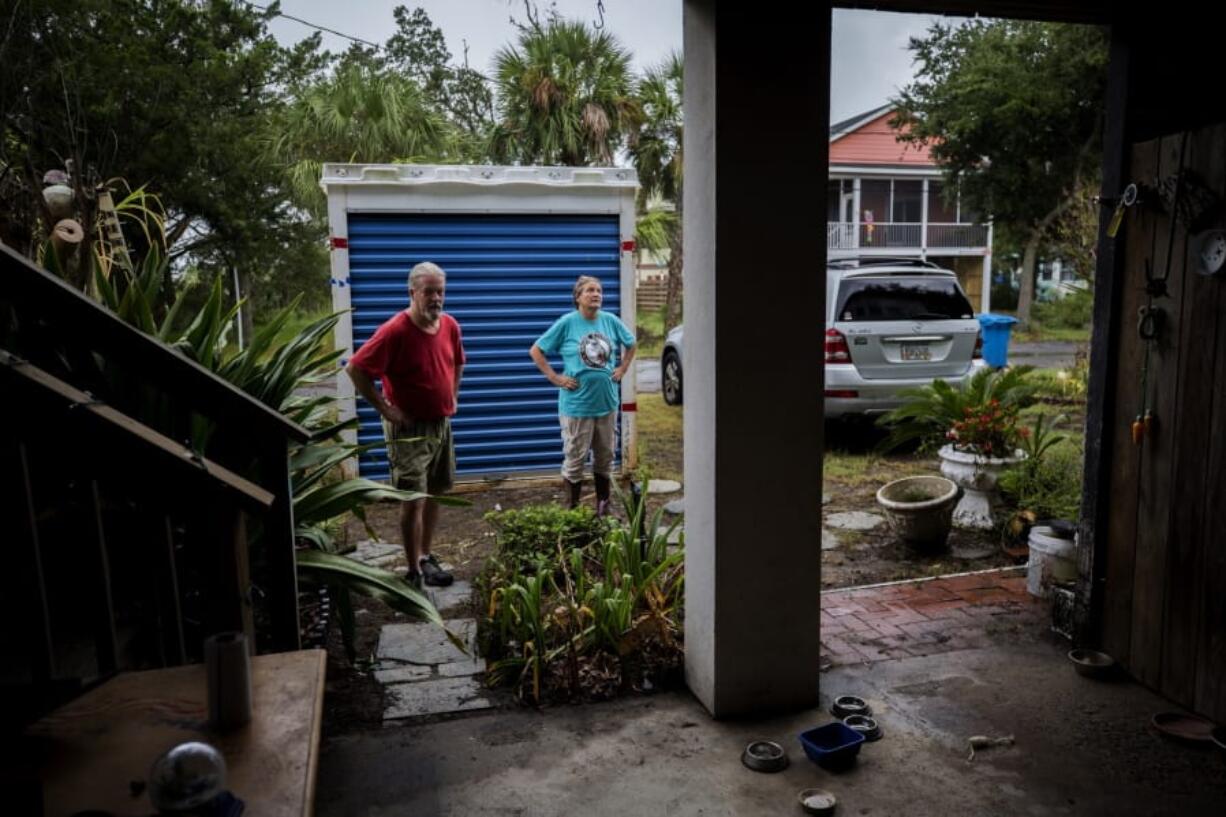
[1068,648,1116,679]
[798,787,838,816]
[1152,712,1215,744]
[741,739,789,773]
[843,713,882,741]
[830,694,871,719]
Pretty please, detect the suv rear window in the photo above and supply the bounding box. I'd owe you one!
[834,277,974,322]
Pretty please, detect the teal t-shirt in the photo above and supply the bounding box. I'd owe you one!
[535,310,636,417]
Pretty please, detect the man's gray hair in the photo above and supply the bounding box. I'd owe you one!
[408,261,446,291]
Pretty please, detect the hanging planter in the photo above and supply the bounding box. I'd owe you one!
[938,445,1026,529]
[876,475,962,551]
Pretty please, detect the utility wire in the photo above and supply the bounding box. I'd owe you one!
[238,1,382,50]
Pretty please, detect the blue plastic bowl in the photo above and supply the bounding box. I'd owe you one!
[799,722,865,770]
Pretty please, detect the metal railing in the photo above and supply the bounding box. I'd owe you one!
[826,222,988,251]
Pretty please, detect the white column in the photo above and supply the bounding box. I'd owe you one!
[683,0,825,717]
[982,221,994,313]
[325,186,358,467]
[921,178,930,260]
[852,178,862,250]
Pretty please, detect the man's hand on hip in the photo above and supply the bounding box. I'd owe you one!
[383,403,409,428]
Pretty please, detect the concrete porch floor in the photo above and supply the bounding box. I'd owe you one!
[317,570,1226,816]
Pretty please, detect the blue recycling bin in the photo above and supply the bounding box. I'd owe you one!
[977,313,1019,368]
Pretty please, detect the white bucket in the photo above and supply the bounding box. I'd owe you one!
[1027,526,1077,597]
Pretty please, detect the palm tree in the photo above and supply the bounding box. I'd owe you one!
[269,63,454,214]
[488,19,639,166]
[629,54,684,330]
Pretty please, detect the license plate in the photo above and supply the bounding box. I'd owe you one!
[900,343,931,361]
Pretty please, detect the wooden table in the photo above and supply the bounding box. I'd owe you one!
[26,649,327,817]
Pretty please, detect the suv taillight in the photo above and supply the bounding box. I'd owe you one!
[973,332,984,359]
[825,328,851,363]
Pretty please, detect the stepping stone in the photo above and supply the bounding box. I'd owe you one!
[373,665,433,685]
[825,511,885,532]
[426,579,472,615]
[377,618,476,666]
[653,525,684,545]
[822,529,841,550]
[350,540,404,568]
[663,498,685,515]
[647,479,682,495]
[383,675,492,721]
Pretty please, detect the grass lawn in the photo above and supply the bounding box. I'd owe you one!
[1010,323,1092,344]
[634,392,682,482]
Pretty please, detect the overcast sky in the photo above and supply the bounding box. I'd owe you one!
[266,1,952,123]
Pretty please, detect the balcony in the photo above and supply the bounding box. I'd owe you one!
[827,222,989,252]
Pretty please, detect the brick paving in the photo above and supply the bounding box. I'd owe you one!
[821,567,1041,667]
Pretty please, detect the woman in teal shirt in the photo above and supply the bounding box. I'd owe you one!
[530,275,637,515]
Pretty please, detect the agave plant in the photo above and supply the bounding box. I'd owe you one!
[52,228,465,660]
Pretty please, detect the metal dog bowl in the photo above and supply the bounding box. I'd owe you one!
[830,694,871,719]
[843,713,882,741]
[1068,648,1116,679]
[798,787,838,815]
[741,739,789,773]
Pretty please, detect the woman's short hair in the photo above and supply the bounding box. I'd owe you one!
[572,275,602,308]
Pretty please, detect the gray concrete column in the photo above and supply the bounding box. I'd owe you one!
[683,0,829,717]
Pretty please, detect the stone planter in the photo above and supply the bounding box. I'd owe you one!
[937,444,1026,530]
[875,475,961,552]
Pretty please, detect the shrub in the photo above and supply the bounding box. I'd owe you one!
[1032,287,1093,329]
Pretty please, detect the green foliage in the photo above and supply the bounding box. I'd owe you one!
[269,62,455,214]
[2,0,329,301]
[877,366,1039,453]
[629,53,684,209]
[892,20,1108,324]
[892,20,1109,231]
[479,489,684,705]
[999,437,1083,522]
[483,503,607,571]
[83,229,465,660]
[489,18,640,166]
[1032,288,1093,330]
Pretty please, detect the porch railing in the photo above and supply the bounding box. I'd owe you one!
[826,222,989,251]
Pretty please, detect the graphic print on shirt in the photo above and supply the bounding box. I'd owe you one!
[578,332,612,369]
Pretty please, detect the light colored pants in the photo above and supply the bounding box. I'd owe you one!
[559,412,617,481]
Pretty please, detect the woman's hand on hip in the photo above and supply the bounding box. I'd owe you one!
[553,374,580,390]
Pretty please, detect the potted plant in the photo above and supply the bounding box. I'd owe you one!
[937,399,1028,529]
[878,367,1037,530]
[876,475,962,551]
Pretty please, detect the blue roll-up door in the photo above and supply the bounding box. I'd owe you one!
[347,213,624,481]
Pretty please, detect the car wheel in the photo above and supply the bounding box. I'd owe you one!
[662,350,683,405]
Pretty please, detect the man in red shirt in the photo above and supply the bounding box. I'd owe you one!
[346,262,464,587]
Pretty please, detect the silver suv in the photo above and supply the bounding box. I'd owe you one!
[660,259,986,415]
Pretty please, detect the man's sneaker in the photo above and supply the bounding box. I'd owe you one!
[404,570,424,591]
[420,554,454,587]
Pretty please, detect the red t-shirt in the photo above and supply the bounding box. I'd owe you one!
[349,311,465,419]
